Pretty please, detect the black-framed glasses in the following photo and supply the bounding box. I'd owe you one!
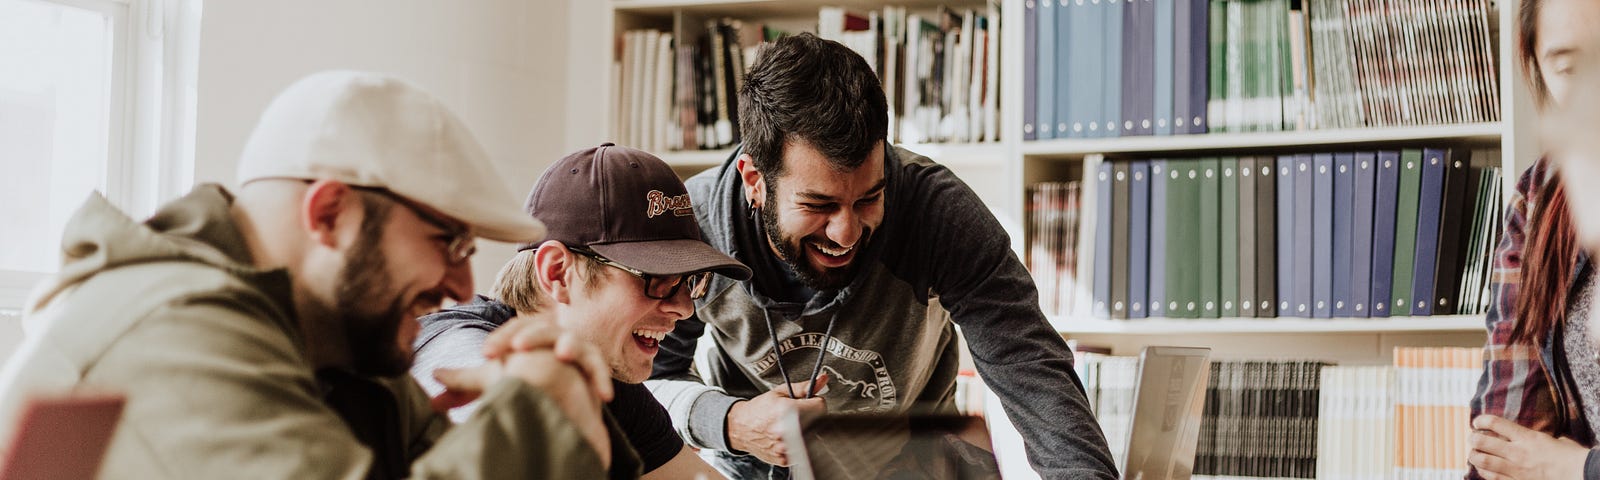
[570,248,712,300]
[351,186,477,265]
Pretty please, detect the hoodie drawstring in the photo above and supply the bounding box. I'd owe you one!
[762,308,837,399]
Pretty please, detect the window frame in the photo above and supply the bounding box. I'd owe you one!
[0,0,200,311]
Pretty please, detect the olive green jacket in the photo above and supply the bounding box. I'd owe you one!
[0,185,638,479]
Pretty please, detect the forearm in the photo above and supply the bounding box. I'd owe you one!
[644,378,742,451]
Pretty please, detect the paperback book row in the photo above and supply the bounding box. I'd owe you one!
[612,3,1002,154]
[1021,0,1499,140]
[1074,346,1479,480]
[1025,148,1506,319]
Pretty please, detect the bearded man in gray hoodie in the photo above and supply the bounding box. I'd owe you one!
[645,33,1117,479]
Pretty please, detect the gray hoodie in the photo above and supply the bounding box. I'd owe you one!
[646,146,1117,478]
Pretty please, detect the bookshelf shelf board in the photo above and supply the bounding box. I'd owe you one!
[1020,122,1505,159]
[612,0,992,17]
[657,149,733,167]
[656,143,1006,168]
[1050,314,1486,334]
[900,142,1008,166]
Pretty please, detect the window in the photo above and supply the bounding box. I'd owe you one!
[0,0,199,308]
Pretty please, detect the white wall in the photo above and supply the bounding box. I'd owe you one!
[195,0,571,292]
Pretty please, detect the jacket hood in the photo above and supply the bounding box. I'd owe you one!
[29,185,268,313]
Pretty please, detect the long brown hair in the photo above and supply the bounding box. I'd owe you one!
[1507,0,1581,346]
[1510,179,1580,346]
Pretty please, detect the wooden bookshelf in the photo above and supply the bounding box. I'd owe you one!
[565,0,1534,365]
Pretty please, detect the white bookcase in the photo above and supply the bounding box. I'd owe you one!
[565,0,1538,363]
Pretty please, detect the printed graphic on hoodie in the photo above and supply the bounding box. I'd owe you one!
[751,333,897,413]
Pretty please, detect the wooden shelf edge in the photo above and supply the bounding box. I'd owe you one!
[1050,314,1487,334]
[1021,122,1506,158]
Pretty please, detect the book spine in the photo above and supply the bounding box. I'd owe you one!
[1293,154,1314,317]
[1200,157,1222,317]
[1025,0,1040,141]
[1094,161,1114,317]
[1238,157,1258,317]
[1220,157,1240,316]
[1112,162,1132,318]
[1276,155,1295,316]
[1332,153,1357,317]
[1409,148,1448,316]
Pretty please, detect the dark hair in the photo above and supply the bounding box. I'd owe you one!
[1519,0,1549,106]
[738,32,888,180]
[1506,0,1579,346]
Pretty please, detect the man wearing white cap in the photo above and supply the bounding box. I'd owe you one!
[0,71,631,478]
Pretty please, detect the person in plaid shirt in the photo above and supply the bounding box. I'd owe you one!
[1467,0,1600,478]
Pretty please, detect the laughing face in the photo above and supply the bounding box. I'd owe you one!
[557,250,697,383]
[748,140,887,291]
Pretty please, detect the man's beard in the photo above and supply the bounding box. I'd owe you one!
[761,188,871,291]
[335,210,413,377]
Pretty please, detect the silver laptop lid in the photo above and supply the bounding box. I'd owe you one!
[1122,346,1212,480]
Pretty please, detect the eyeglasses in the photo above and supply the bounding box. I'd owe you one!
[353,186,477,264]
[570,248,712,300]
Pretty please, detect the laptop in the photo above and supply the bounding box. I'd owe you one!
[782,411,1000,480]
[0,392,125,480]
[1120,346,1212,480]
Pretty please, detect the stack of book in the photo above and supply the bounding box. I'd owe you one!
[1316,347,1480,480]
[1069,346,1482,480]
[1026,148,1505,320]
[1027,181,1085,316]
[1315,365,1395,480]
[1020,0,1500,139]
[615,3,1003,154]
[1195,360,1326,479]
[1072,350,1139,468]
[821,4,1003,145]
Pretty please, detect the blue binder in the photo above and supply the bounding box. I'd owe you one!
[1037,0,1057,140]
[1410,148,1448,316]
[1172,0,1191,135]
[1060,0,1078,138]
[1104,0,1123,138]
[1276,155,1295,315]
[1130,161,1151,318]
[1093,161,1114,317]
[1332,153,1356,317]
[1186,0,1209,134]
[1350,152,1377,317]
[1154,0,1175,136]
[1024,0,1039,141]
[1369,151,1402,317]
[1293,154,1314,317]
[1149,160,1170,316]
[1312,153,1334,318]
[1121,0,1141,137]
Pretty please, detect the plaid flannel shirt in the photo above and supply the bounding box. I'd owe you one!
[1468,158,1576,478]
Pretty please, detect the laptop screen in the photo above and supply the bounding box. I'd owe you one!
[1122,346,1212,480]
[783,412,1001,480]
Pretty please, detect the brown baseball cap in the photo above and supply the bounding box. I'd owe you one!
[522,143,750,281]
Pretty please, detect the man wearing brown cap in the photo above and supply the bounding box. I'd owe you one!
[0,71,627,478]
[411,143,750,479]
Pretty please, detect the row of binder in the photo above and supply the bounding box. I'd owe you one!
[1027,148,1505,320]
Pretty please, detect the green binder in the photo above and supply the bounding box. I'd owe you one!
[1167,159,1201,318]
[1220,157,1240,317]
[1391,149,1424,316]
[1200,157,1222,318]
